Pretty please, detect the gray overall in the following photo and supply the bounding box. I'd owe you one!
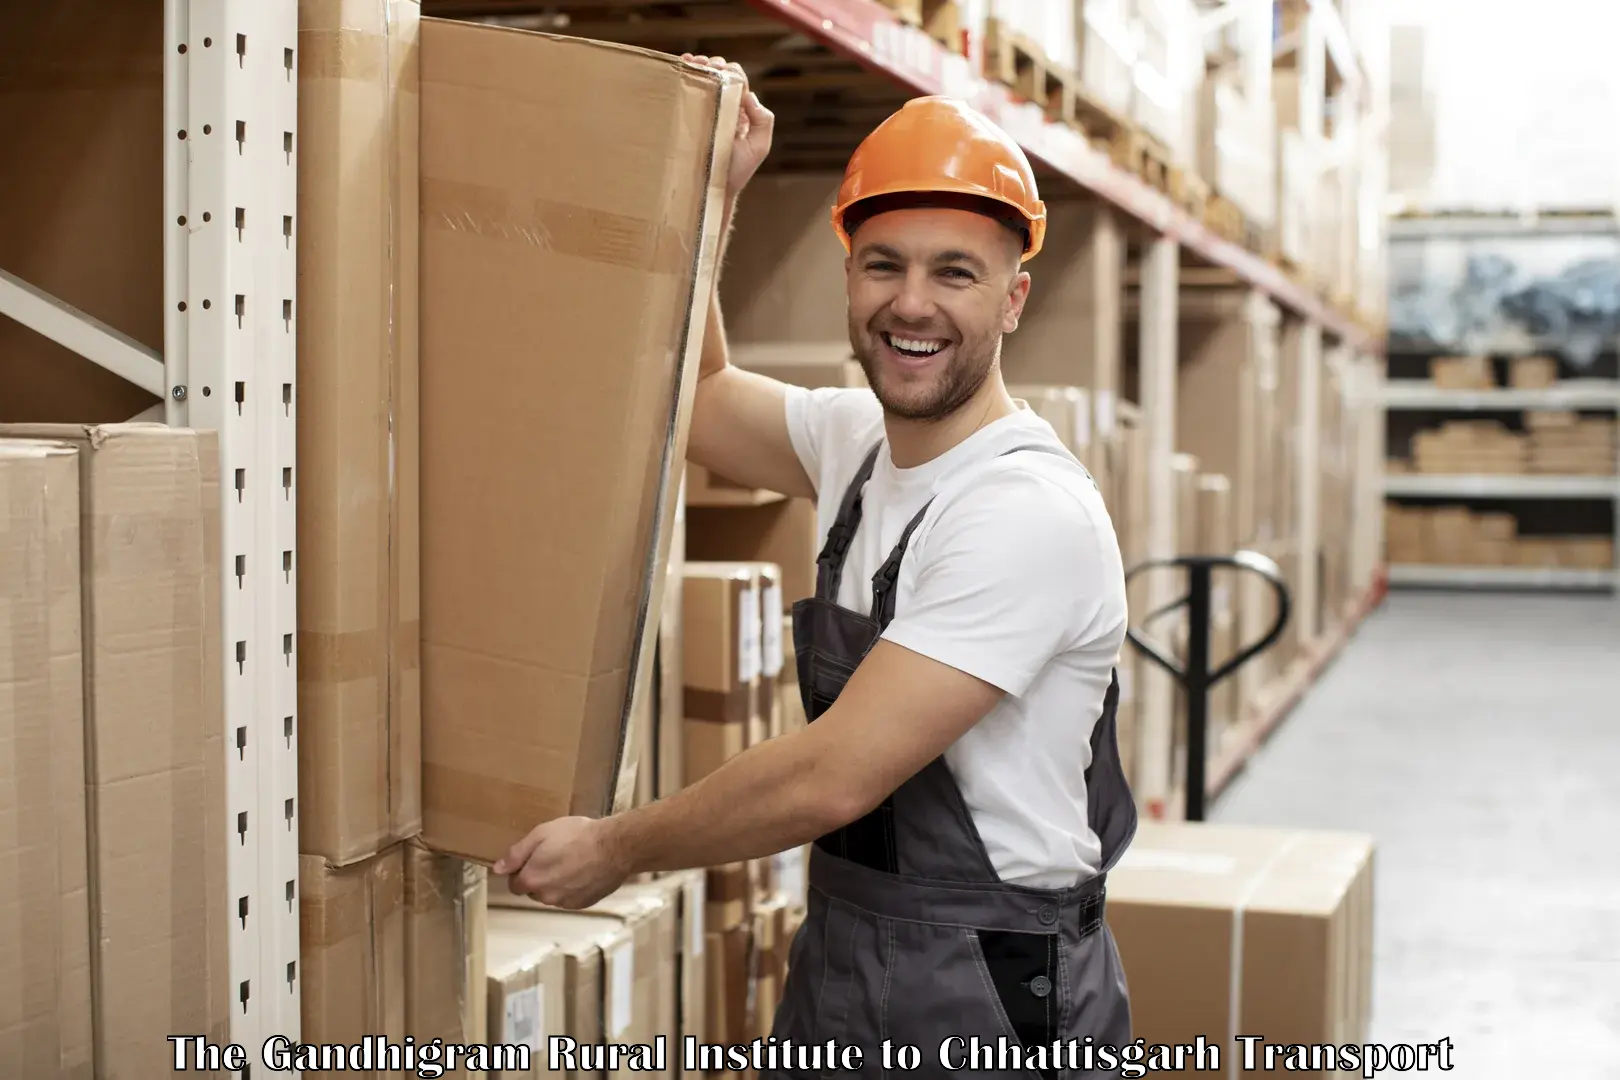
[766,441,1139,1079]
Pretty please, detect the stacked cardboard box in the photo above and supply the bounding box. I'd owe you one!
[1385,505,1614,570]
[1509,355,1559,390]
[1524,413,1617,476]
[0,426,230,1079]
[1197,72,1278,231]
[294,7,742,1061]
[1109,822,1376,1055]
[1429,354,1495,390]
[1412,421,1527,475]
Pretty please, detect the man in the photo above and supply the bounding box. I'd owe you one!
[495,58,1137,1074]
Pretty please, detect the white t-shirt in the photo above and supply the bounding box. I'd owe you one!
[783,385,1129,888]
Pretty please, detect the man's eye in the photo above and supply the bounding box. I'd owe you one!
[940,267,973,280]
[866,261,900,272]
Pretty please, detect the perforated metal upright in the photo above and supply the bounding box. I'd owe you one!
[165,0,302,1069]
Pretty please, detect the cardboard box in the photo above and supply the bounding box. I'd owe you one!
[649,870,709,1069]
[403,840,487,1072]
[585,882,683,1077]
[1108,822,1375,1059]
[1429,355,1494,390]
[486,931,567,1079]
[685,498,817,617]
[294,0,424,866]
[484,908,658,1078]
[1007,384,1094,462]
[705,924,754,1046]
[1510,355,1558,389]
[417,19,741,863]
[299,846,408,1051]
[0,442,93,1080]
[751,896,791,1039]
[0,424,230,1076]
[682,563,761,782]
[705,862,753,931]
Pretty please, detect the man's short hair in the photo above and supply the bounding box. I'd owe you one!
[841,190,1030,257]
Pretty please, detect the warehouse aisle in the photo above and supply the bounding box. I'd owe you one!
[1210,591,1620,1079]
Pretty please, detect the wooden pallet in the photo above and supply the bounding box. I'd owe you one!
[1109,126,1173,195]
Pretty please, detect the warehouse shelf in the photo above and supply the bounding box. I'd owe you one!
[427,0,1379,351]
[1387,564,1617,590]
[743,0,1375,348]
[1383,474,1620,499]
[1382,381,1620,411]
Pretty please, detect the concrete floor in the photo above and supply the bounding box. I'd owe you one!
[1209,589,1620,1078]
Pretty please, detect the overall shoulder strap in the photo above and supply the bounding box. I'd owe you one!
[869,442,1065,626]
[815,440,884,601]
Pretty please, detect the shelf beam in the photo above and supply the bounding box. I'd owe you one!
[737,0,1378,351]
[0,266,166,398]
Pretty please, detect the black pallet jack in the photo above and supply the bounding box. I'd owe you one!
[1123,551,1292,822]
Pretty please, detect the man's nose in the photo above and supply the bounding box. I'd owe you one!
[889,269,937,321]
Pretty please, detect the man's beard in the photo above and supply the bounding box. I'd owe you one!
[852,326,996,423]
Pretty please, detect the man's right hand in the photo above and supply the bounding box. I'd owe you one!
[682,54,775,203]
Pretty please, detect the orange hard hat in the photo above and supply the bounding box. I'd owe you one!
[831,96,1047,261]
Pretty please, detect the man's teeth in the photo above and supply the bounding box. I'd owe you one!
[887,334,945,356]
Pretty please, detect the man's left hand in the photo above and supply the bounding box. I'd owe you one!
[493,816,627,910]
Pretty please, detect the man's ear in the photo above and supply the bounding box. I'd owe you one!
[1004,271,1032,333]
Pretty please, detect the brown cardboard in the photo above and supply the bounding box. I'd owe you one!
[299,846,408,1058]
[485,908,654,1078]
[649,869,709,1069]
[685,498,817,616]
[0,423,230,1075]
[0,442,92,1079]
[705,925,754,1046]
[294,0,424,866]
[486,880,678,1071]
[0,1,164,424]
[484,927,566,1079]
[403,840,486,1072]
[418,19,740,864]
[1108,822,1376,1068]
[681,563,760,781]
[751,897,791,1039]
[585,884,681,1078]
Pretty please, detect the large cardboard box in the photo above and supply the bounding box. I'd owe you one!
[0,424,230,1076]
[299,846,408,1056]
[417,19,740,863]
[729,341,868,392]
[649,870,709,1069]
[294,0,424,866]
[0,442,93,1080]
[1108,822,1376,1065]
[403,840,487,1073]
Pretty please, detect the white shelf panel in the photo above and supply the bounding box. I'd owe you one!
[1384,474,1620,499]
[1383,381,1620,411]
[1389,565,1617,590]
[166,0,300,1068]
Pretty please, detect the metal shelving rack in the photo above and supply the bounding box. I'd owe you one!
[0,0,1390,1056]
[1381,210,1620,594]
[0,0,302,1067]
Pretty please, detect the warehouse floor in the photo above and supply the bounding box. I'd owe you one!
[1210,589,1620,1078]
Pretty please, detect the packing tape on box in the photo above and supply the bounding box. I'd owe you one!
[685,684,750,725]
[1226,833,1306,1080]
[421,176,697,275]
[298,621,422,684]
[420,763,571,861]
